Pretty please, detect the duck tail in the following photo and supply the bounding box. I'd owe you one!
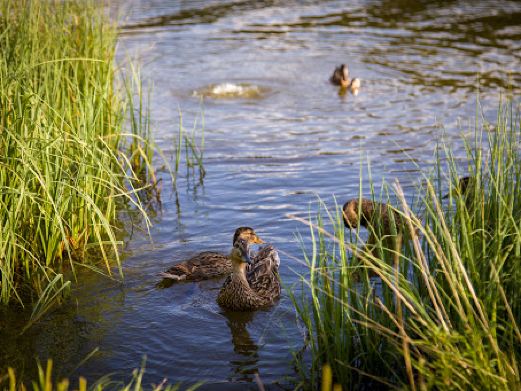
[159,271,187,281]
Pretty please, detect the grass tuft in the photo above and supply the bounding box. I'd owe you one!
[290,99,521,390]
[0,0,160,308]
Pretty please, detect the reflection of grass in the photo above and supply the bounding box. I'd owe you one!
[2,359,201,391]
[290,101,521,390]
[0,0,161,310]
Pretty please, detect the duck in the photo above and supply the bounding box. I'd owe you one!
[217,238,280,311]
[330,64,361,94]
[343,198,405,235]
[330,64,350,88]
[443,176,474,200]
[159,227,264,282]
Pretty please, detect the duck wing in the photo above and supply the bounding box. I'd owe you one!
[160,251,232,281]
[247,245,281,301]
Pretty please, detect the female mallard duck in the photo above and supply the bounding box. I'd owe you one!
[343,198,404,235]
[217,238,280,311]
[343,198,408,269]
[330,64,350,88]
[160,227,264,282]
[330,64,361,95]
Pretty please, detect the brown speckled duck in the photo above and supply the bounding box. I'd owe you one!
[330,64,351,88]
[217,238,280,311]
[342,198,404,235]
[160,227,264,282]
[330,64,361,95]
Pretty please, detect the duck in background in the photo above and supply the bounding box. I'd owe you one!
[342,198,405,236]
[217,238,280,311]
[342,198,413,268]
[330,64,361,95]
[160,227,264,282]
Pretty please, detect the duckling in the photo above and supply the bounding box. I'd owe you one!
[160,227,264,282]
[217,238,280,311]
[330,64,351,88]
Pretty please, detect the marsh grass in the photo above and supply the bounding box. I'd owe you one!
[1,359,201,391]
[0,0,164,309]
[290,101,521,390]
[174,110,206,185]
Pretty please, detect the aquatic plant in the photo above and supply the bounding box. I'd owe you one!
[175,109,206,185]
[290,100,521,390]
[0,0,159,307]
[1,359,200,391]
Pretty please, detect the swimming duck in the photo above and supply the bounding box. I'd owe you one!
[330,64,361,95]
[330,64,351,88]
[160,227,264,282]
[343,198,409,269]
[217,238,280,311]
[343,198,404,235]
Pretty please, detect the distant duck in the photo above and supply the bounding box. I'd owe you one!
[160,227,264,282]
[330,64,361,95]
[217,238,281,311]
[330,64,351,88]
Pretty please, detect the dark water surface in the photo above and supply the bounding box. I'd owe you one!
[2,0,521,389]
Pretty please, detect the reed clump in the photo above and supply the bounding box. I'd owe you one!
[291,101,521,390]
[0,0,156,306]
[0,359,199,391]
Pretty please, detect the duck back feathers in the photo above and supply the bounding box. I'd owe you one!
[160,251,231,281]
[218,243,281,311]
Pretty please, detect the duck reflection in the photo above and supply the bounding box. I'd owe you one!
[221,310,259,382]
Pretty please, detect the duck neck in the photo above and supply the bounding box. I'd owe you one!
[231,262,249,283]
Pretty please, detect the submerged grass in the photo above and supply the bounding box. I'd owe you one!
[0,0,161,308]
[291,100,521,390]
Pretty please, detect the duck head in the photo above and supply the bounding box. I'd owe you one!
[342,199,371,229]
[230,238,253,266]
[233,227,264,245]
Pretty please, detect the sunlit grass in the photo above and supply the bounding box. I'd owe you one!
[0,0,162,308]
[1,359,201,391]
[290,100,521,390]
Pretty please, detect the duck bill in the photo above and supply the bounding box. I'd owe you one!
[253,236,265,244]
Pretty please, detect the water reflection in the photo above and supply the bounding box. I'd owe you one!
[221,310,259,382]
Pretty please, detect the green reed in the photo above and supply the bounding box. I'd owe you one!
[290,100,521,390]
[1,359,201,391]
[174,110,205,185]
[0,0,158,307]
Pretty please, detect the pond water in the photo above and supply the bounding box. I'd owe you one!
[2,0,521,389]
